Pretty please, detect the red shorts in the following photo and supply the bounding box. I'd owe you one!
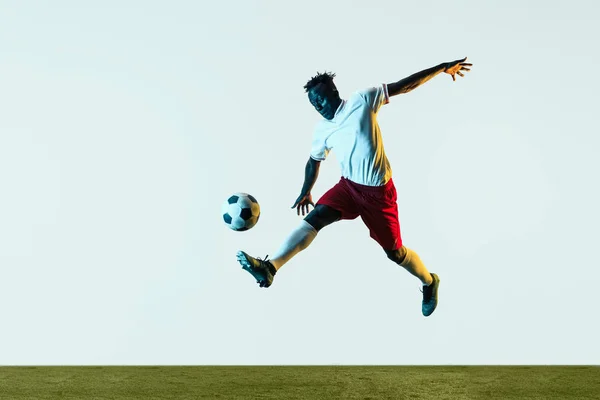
[316,177,402,251]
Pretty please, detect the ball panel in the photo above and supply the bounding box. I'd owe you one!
[227,203,242,218]
[223,213,232,224]
[247,194,258,203]
[227,195,239,204]
[231,217,246,230]
[250,202,260,216]
[240,207,252,220]
[236,195,253,209]
[244,216,258,229]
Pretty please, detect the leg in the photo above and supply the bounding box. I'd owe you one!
[385,246,433,286]
[355,179,431,284]
[385,245,440,316]
[268,204,341,270]
[304,204,342,232]
[268,179,356,270]
[237,180,356,287]
[354,178,440,316]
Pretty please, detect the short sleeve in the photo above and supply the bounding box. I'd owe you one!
[357,84,390,113]
[310,124,330,161]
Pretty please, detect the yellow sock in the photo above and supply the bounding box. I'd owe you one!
[399,246,433,286]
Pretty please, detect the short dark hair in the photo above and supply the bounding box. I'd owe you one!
[303,71,336,92]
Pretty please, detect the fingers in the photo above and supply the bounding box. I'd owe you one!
[450,64,471,81]
[296,202,306,216]
[304,202,313,216]
[292,197,315,216]
[450,58,472,69]
[298,202,314,216]
[458,57,472,67]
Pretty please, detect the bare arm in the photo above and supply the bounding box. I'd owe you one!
[387,57,472,96]
[291,157,321,215]
[299,157,320,196]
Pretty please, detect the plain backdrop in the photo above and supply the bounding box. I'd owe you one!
[1,0,598,365]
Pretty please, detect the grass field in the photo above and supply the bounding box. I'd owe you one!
[0,366,598,399]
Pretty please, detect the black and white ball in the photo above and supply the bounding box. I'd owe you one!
[221,192,260,231]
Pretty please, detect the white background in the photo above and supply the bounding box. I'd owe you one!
[1,0,598,364]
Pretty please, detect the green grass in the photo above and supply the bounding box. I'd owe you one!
[0,366,598,400]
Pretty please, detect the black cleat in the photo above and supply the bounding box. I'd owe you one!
[421,273,440,316]
[236,251,276,288]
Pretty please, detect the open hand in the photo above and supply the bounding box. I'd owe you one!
[444,57,472,81]
[291,193,315,216]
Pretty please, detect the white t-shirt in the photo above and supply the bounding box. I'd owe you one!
[310,84,392,187]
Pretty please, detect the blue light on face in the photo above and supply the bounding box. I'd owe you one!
[308,85,337,119]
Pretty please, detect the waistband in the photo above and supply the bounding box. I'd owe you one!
[341,177,393,192]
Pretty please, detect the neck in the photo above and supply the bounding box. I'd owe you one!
[332,97,342,110]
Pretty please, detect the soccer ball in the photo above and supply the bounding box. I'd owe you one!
[221,192,260,231]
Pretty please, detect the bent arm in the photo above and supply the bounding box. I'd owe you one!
[300,157,321,195]
[387,63,447,96]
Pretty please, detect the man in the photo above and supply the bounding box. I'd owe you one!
[236,57,472,317]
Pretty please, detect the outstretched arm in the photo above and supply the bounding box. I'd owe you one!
[387,57,472,96]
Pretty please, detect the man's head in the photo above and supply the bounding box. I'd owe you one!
[304,71,342,120]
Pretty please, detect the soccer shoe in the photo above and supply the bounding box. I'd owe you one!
[236,250,276,288]
[421,273,440,316]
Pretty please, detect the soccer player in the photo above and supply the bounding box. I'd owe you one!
[237,57,472,316]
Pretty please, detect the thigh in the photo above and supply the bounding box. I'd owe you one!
[359,184,403,251]
[304,204,342,231]
[315,179,360,221]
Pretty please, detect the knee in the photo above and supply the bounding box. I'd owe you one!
[304,204,340,232]
[385,246,407,264]
[304,207,324,231]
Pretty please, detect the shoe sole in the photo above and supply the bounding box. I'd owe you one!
[236,251,252,270]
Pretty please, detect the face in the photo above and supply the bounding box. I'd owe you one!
[308,83,341,120]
